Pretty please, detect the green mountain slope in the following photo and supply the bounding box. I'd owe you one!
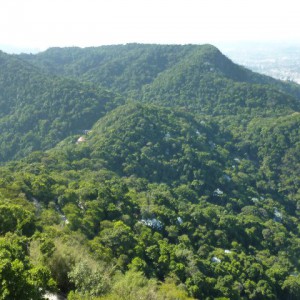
[0,51,122,162]
[0,44,299,299]
[1,103,299,299]
[85,104,229,184]
[239,112,300,202]
[139,45,299,115]
[19,44,197,94]
[50,103,300,211]
[19,44,300,116]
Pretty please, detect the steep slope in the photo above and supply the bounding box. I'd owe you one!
[47,103,287,209]
[77,103,232,186]
[238,112,300,204]
[19,44,197,94]
[0,51,123,162]
[2,103,300,299]
[0,45,299,299]
[19,44,300,116]
[141,45,299,115]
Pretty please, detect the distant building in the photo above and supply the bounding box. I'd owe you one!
[213,188,224,196]
[140,218,163,230]
[76,136,86,144]
[212,256,221,263]
[274,208,283,223]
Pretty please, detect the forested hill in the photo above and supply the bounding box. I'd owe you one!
[0,50,123,162]
[46,103,300,213]
[1,103,300,299]
[0,44,300,299]
[1,43,299,161]
[19,44,300,111]
[59,103,231,184]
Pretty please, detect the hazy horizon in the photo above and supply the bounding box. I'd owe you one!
[2,40,300,55]
[1,0,300,54]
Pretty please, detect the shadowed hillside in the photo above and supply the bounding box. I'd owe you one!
[0,51,123,162]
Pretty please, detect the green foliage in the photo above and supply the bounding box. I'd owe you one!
[0,234,54,299]
[86,103,229,186]
[282,276,300,300]
[68,259,112,297]
[1,44,300,163]
[20,44,300,104]
[0,51,122,162]
[0,44,299,299]
[0,203,35,236]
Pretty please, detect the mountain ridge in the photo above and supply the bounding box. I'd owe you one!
[19,43,300,99]
[1,43,299,161]
[0,44,300,299]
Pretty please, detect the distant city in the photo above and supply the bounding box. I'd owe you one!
[220,42,300,84]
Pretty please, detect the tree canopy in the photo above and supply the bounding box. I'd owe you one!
[0,44,299,299]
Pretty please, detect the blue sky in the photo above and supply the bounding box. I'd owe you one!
[1,0,299,53]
